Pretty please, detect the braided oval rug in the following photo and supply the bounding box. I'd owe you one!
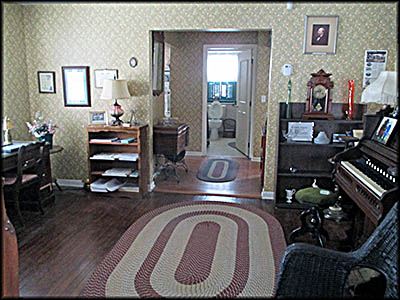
[82,201,286,298]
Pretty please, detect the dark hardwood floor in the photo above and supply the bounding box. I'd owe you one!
[9,186,353,297]
[153,155,262,199]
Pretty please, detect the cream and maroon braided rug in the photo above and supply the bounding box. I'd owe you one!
[83,201,286,297]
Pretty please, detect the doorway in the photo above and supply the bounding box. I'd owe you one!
[202,44,257,159]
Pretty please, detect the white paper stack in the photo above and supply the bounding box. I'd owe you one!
[90,177,127,192]
[115,153,138,161]
[103,168,135,177]
[119,183,139,192]
[90,178,109,192]
[90,152,118,160]
[129,170,139,178]
[105,178,126,192]
[90,138,119,143]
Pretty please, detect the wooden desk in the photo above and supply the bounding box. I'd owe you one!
[153,123,189,156]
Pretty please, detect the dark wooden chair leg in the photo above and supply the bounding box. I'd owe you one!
[289,206,329,247]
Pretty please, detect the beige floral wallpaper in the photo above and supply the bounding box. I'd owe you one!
[2,3,31,141]
[2,2,397,194]
[164,31,270,156]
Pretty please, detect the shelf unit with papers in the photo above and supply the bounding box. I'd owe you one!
[86,125,149,196]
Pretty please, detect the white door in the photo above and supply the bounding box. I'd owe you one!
[236,49,252,156]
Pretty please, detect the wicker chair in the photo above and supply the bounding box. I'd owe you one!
[275,201,398,298]
[222,118,236,138]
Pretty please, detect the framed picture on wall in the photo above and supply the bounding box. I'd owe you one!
[62,66,91,107]
[94,69,118,88]
[38,71,56,93]
[303,16,339,55]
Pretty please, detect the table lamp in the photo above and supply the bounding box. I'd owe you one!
[100,79,131,126]
[361,71,398,117]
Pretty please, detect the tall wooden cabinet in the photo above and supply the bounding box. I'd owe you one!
[86,125,149,196]
[275,103,366,208]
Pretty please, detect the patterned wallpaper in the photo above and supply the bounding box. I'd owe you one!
[2,2,397,194]
[2,3,31,141]
[164,31,270,156]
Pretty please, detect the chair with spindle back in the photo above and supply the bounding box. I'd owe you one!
[3,141,45,227]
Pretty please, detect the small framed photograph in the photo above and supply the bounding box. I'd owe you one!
[94,69,118,88]
[62,66,91,107]
[372,117,397,145]
[89,110,107,125]
[332,133,347,143]
[303,16,339,55]
[38,71,56,93]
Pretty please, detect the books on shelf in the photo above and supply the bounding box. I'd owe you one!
[90,177,127,192]
[120,138,137,144]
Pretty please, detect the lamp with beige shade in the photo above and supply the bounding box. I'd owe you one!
[361,71,398,117]
[100,79,131,126]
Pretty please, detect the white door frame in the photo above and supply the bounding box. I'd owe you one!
[202,44,257,158]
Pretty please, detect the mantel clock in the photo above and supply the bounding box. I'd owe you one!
[302,69,334,120]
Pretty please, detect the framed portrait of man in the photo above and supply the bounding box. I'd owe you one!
[304,16,338,55]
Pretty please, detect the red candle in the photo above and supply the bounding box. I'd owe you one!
[347,80,355,119]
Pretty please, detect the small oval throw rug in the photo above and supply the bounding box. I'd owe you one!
[197,157,240,182]
[83,201,287,298]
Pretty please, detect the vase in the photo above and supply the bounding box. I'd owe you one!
[39,133,53,149]
[346,80,355,119]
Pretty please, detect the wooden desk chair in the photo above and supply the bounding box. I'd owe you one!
[3,141,45,227]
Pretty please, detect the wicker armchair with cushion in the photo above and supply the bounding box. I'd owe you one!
[275,201,398,298]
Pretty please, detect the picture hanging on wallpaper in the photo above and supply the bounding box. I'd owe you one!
[38,71,56,93]
[303,15,338,55]
[62,66,91,107]
[94,69,118,88]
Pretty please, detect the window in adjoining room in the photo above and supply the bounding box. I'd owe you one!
[207,51,238,104]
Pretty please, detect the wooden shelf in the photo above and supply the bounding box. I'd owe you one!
[86,125,149,196]
[280,118,363,124]
[89,141,138,146]
[280,142,346,148]
[278,170,333,178]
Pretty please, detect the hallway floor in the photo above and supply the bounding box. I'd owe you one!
[153,155,261,199]
[206,137,247,158]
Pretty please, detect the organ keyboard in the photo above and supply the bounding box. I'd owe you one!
[333,114,398,229]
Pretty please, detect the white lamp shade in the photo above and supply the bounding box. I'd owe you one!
[100,79,131,100]
[361,71,397,105]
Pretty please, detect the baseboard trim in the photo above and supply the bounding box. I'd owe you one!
[186,151,203,156]
[55,179,84,188]
[261,189,274,200]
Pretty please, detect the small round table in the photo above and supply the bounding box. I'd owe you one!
[50,145,64,191]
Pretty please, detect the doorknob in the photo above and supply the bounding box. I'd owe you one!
[241,111,246,115]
